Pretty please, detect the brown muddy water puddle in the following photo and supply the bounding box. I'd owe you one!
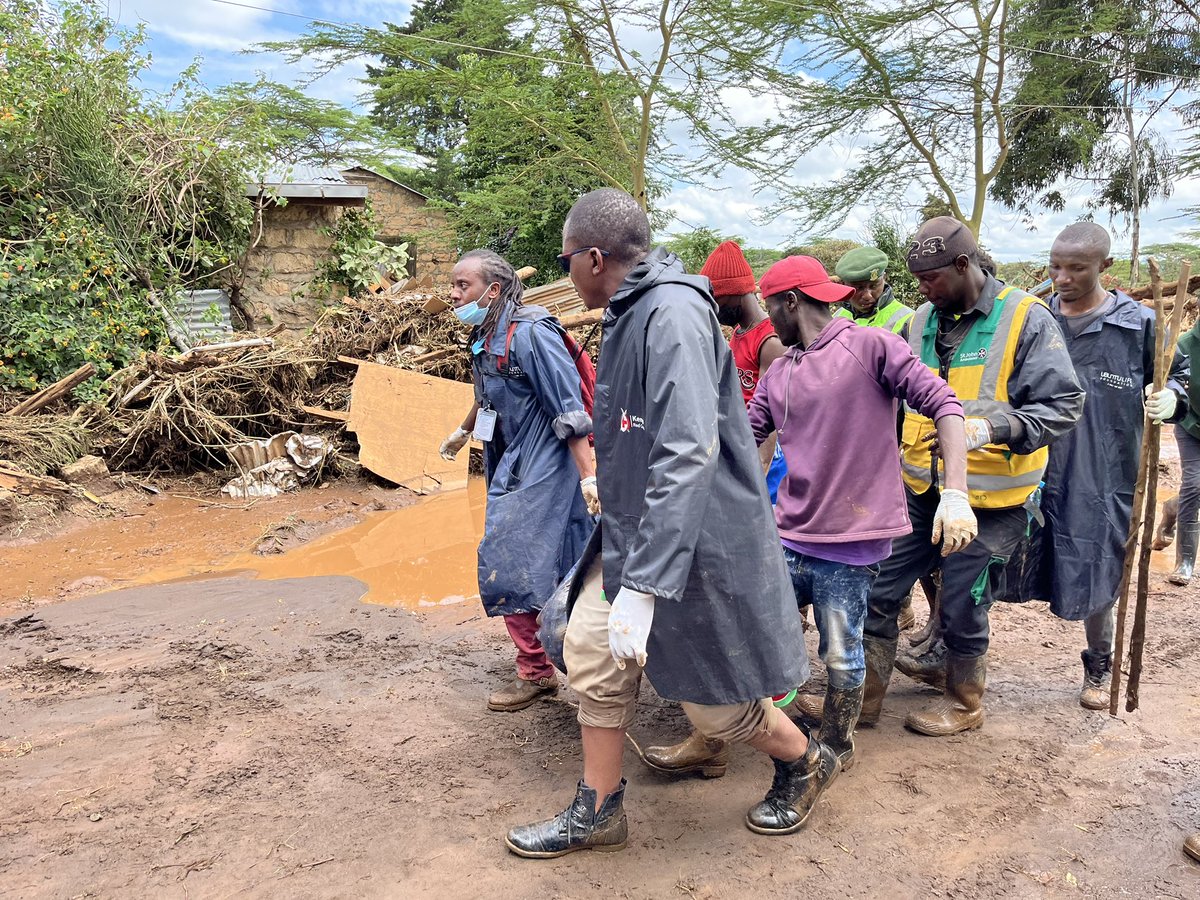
[129,480,489,609]
[238,480,488,608]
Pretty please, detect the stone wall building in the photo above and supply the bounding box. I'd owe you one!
[235,166,457,337]
[341,167,456,287]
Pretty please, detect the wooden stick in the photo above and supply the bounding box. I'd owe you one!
[1124,259,1190,711]
[176,337,273,360]
[409,347,459,365]
[118,375,155,408]
[516,266,537,282]
[1110,260,1165,714]
[299,405,350,423]
[6,363,96,415]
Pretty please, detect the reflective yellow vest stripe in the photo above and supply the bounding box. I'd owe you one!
[834,299,914,334]
[900,287,1048,508]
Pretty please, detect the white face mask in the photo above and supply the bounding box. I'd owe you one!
[454,282,498,326]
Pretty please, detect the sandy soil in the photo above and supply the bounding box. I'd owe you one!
[2,481,1199,899]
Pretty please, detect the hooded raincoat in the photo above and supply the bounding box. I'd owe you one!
[1038,290,1188,619]
[592,248,808,705]
[471,303,594,618]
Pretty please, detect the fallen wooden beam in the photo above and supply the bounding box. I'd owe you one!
[516,266,537,282]
[0,463,74,497]
[337,355,367,367]
[177,337,273,360]
[7,363,96,415]
[558,309,604,328]
[1129,273,1200,301]
[300,405,350,423]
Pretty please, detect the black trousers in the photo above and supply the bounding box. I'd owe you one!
[866,487,1027,658]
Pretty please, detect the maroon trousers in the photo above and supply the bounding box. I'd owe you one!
[504,612,556,681]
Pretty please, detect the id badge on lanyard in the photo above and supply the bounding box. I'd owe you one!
[474,406,499,442]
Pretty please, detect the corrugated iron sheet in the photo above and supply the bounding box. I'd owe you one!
[173,289,233,342]
[524,278,586,317]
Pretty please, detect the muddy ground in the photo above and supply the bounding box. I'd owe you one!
[1,472,1198,898]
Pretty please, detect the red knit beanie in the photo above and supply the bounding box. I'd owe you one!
[700,241,756,297]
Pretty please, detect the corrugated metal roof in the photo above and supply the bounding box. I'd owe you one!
[246,165,368,201]
[524,277,586,317]
[341,166,432,202]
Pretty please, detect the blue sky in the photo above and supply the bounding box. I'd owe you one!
[112,0,1199,263]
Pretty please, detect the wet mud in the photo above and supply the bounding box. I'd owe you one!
[1,469,1198,897]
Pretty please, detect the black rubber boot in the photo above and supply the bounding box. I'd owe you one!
[745,735,840,835]
[1170,517,1197,586]
[1079,650,1112,710]
[505,780,628,858]
[817,684,864,771]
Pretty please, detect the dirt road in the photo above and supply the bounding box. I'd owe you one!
[2,485,1198,898]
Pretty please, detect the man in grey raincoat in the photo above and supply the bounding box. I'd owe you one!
[1038,223,1187,708]
[505,189,833,859]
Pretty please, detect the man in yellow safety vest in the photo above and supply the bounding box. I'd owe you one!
[858,217,1084,737]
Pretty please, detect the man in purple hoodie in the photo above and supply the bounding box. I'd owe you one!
[746,256,977,769]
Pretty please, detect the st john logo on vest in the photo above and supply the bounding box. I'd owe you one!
[619,409,646,433]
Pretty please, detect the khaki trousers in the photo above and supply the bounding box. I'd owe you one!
[563,556,782,743]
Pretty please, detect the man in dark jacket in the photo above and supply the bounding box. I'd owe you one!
[1039,223,1187,708]
[505,189,831,858]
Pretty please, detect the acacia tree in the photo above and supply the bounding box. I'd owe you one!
[737,0,1018,238]
[994,0,1200,281]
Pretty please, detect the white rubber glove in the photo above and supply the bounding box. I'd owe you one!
[439,426,470,461]
[932,488,978,557]
[1144,385,1178,425]
[580,476,601,516]
[608,587,655,670]
[963,417,994,451]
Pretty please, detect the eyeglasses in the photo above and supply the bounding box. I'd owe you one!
[557,247,610,273]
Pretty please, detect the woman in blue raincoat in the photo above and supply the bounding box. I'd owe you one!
[438,249,597,712]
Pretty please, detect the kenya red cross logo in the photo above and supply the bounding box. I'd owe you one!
[620,409,631,433]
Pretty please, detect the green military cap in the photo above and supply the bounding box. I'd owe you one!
[835,246,889,283]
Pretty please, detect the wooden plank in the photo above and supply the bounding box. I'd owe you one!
[337,355,368,367]
[345,361,473,494]
[7,363,96,415]
[300,405,350,423]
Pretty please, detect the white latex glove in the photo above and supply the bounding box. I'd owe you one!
[439,426,470,461]
[963,417,994,451]
[608,587,655,670]
[580,476,601,516]
[1144,385,1178,425]
[932,488,978,557]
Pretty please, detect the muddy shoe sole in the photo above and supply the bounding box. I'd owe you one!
[487,687,558,712]
[503,837,627,858]
[640,758,728,778]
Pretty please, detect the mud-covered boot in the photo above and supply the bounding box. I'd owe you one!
[505,780,628,858]
[817,684,864,771]
[792,692,825,722]
[896,637,948,689]
[641,729,729,778]
[1079,650,1112,710]
[1185,832,1200,863]
[905,652,986,736]
[897,593,917,631]
[488,675,559,711]
[1153,496,1177,550]
[744,736,840,835]
[858,635,898,727]
[1169,516,1197,586]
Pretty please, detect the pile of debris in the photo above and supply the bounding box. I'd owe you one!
[0,269,609,507]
